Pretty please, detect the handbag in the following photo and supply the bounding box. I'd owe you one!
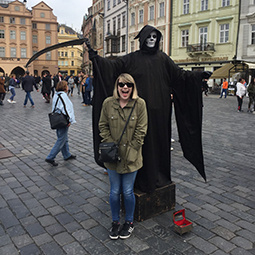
[48,94,70,129]
[99,100,137,163]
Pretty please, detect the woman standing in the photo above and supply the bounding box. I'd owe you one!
[45,80,76,166]
[7,74,17,103]
[99,73,148,240]
[67,75,75,96]
[236,78,247,112]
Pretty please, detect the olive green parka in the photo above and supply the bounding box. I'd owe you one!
[99,96,148,174]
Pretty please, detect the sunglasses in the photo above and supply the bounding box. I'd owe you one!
[118,82,134,88]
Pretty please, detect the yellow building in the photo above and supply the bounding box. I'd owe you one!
[0,0,58,77]
[171,0,240,76]
[57,24,83,76]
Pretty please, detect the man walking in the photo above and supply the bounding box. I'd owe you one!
[22,71,39,108]
[219,78,228,98]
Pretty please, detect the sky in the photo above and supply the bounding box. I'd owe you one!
[26,0,91,33]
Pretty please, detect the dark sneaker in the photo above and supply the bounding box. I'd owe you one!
[119,221,134,239]
[64,155,76,161]
[45,159,58,166]
[109,221,120,240]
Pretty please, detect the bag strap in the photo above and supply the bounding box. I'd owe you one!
[54,93,70,120]
[117,100,137,146]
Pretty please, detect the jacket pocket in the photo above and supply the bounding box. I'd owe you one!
[108,115,118,128]
[128,115,137,128]
[126,145,138,164]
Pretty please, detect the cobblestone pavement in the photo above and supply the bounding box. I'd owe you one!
[0,88,255,255]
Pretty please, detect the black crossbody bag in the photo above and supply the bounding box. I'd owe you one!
[48,94,70,129]
[99,100,137,163]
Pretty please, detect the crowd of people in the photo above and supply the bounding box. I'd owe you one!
[0,71,93,107]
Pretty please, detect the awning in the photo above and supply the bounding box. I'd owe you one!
[245,62,255,69]
[210,63,234,79]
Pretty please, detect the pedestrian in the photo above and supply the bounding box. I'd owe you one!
[22,71,39,108]
[45,80,76,166]
[219,78,228,98]
[0,76,6,105]
[84,74,93,105]
[74,75,80,95]
[202,78,209,96]
[4,73,10,92]
[236,78,246,112]
[80,72,87,105]
[99,73,148,240]
[42,73,52,103]
[247,76,255,113]
[67,74,75,96]
[7,74,17,104]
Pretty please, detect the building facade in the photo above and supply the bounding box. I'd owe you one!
[58,24,83,76]
[0,0,58,78]
[171,0,240,74]
[128,0,171,54]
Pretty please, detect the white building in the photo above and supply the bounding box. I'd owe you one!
[104,0,128,58]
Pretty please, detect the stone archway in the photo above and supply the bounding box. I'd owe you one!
[0,67,5,76]
[11,66,25,79]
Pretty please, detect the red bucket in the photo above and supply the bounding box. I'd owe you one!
[173,209,193,235]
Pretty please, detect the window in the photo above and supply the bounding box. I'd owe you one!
[10,17,15,24]
[131,13,135,26]
[139,9,144,23]
[107,20,110,34]
[0,16,4,23]
[222,0,230,7]
[21,48,27,58]
[65,52,68,57]
[113,0,116,7]
[61,61,64,65]
[117,15,121,31]
[122,12,126,28]
[220,24,229,43]
[71,52,74,57]
[61,51,64,56]
[131,41,135,52]
[20,31,26,40]
[33,50,38,55]
[14,6,20,11]
[122,35,126,52]
[183,0,189,14]
[71,61,74,66]
[65,61,68,66]
[251,24,255,44]
[0,30,4,39]
[46,51,51,60]
[149,6,154,20]
[113,18,116,35]
[0,47,5,57]
[32,23,37,29]
[10,47,16,57]
[61,29,64,34]
[199,27,208,50]
[46,24,50,30]
[40,12,45,18]
[181,29,189,47]
[201,0,208,11]
[46,36,51,44]
[107,0,110,10]
[159,2,164,17]
[33,35,38,43]
[10,30,16,40]
[106,40,110,53]
[20,18,25,25]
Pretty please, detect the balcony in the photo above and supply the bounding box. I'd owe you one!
[187,43,215,56]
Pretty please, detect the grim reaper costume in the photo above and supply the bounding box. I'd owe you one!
[89,25,210,193]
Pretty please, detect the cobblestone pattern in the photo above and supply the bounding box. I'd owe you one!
[0,89,254,254]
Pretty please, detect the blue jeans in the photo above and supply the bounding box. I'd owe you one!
[24,91,34,106]
[46,127,71,160]
[107,169,137,222]
[10,88,16,101]
[220,88,228,98]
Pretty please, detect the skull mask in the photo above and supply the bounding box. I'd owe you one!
[145,31,157,48]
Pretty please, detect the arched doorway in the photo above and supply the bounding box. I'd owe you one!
[41,70,50,76]
[0,67,5,76]
[11,66,25,79]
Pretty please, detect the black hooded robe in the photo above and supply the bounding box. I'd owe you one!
[91,25,206,193]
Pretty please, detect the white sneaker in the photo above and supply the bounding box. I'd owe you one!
[171,147,174,151]
[11,100,16,104]
[7,99,11,103]
[171,138,175,142]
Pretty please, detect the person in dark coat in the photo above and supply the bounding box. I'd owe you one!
[22,71,39,107]
[88,25,211,193]
[42,73,52,103]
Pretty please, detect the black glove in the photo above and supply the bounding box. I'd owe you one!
[88,48,98,60]
[202,71,213,79]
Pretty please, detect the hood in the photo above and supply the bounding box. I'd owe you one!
[134,25,162,52]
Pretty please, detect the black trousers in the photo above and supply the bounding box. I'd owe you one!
[237,96,243,111]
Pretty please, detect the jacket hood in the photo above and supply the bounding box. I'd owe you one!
[134,25,162,51]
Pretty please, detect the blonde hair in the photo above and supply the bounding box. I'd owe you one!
[113,73,138,99]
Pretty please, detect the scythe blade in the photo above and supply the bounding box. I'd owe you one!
[25,38,89,68]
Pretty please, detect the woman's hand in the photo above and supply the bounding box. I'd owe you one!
[67,123,71,127]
